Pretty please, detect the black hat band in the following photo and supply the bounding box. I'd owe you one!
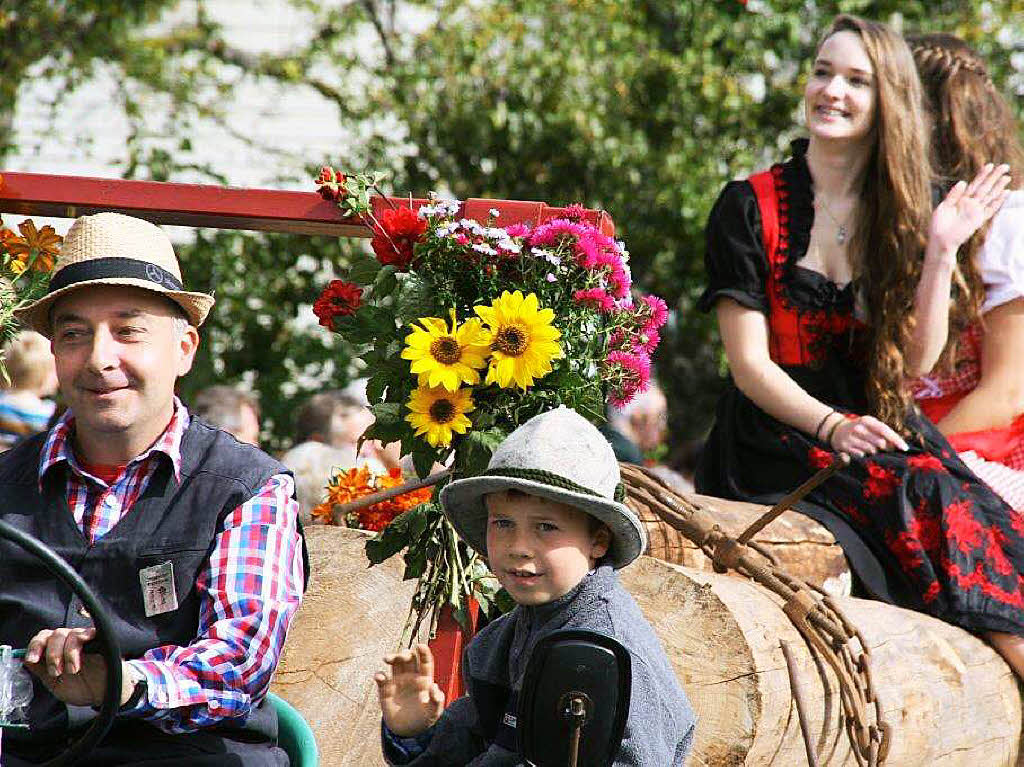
[48,257,183,295]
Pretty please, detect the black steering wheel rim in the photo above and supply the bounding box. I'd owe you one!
[0,517,122,767]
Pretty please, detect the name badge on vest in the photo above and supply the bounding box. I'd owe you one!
[139,561,178,617]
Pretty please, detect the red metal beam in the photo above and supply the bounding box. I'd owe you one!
[0,172,615,236]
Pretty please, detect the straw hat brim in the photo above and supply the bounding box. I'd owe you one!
[14,278,214,338]
[439,474,646,569]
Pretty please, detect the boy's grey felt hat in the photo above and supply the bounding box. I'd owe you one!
[440,406,647,569]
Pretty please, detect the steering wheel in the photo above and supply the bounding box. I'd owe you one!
[0,518,122,767]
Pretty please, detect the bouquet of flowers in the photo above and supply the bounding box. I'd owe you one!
[311,168,668,637]
[0,220,61,380]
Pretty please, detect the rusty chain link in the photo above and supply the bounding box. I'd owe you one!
[620,461,891,766]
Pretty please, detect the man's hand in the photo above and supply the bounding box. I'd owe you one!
[23,627,135,708]
[374,643,445,737]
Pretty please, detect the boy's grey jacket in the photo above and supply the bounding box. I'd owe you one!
[382,565,696,766]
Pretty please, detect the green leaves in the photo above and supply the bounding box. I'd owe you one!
[455,427,507,477]
[346,250,383,286]
[365,501,437,566]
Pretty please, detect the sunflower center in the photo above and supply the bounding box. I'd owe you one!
[430,336,462,365]
[493,325,528,357]
[429,398,456,424]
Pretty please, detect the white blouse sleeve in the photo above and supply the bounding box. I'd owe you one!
[979,189,1024,313]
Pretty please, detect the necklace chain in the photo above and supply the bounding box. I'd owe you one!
[816,196,850,246]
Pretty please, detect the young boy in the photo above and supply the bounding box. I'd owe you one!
[374,406,697,765]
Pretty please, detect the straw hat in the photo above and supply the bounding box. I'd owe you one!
[439,406,647,569]
[15,212,215,337]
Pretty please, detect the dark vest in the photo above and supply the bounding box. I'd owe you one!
[0,418,308,752]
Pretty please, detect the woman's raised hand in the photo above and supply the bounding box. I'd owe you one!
[829,415,909,457]
[375,643,445,737]
[929,163,1012,257]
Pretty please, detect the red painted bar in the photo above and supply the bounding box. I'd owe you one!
[0,172,615,236]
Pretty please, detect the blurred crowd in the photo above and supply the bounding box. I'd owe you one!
[0,328,690,524]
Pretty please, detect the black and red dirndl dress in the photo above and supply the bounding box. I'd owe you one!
[695,139,1024,635]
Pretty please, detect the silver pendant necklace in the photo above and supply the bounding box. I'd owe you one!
[817,196,850,246]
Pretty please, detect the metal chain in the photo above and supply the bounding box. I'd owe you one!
[620,463,890,766]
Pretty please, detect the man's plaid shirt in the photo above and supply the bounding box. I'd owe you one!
[38,400,304,732]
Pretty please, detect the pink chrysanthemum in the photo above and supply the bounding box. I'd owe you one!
[575,231,603,269]
[573,287,616,312]
[529,219,587,247]
[606,264,632,299]
[562,203,588,221]
[605,350,652,408]
[504,223,532,238]
[636,328,660,354]
[638,295,669,331]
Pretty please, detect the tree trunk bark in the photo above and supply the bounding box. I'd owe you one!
[620,556,1022,767]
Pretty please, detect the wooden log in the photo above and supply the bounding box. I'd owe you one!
[633,490,853,596]
[620,556,1022,767]
[274,526,1020,766]
[271,526,406,766]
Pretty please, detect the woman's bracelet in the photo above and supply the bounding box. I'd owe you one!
[814,409,838,440]
[825,413,854,445]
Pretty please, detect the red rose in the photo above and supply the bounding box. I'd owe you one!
[371,207,426,270]
[315,166,347,202]
[313,279,362,331]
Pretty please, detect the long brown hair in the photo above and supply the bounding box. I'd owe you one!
[907,33,1024,370]
[821,16,933,433]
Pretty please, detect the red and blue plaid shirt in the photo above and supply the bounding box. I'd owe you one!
[39,400,304,733]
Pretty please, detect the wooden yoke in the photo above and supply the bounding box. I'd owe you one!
[0,171,616,237]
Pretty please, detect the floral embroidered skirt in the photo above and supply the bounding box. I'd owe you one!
[696,379,1024,637]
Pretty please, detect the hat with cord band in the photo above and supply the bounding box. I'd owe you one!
[14,212,214,337]
[439,406,647,569]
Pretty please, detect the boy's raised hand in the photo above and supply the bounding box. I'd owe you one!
[375,643,446,737]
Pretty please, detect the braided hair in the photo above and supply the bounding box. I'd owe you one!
[908,33,1024,373]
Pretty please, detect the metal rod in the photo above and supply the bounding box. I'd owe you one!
[737,454,850,545]
[566,695,586,767]
[782,640,820,767]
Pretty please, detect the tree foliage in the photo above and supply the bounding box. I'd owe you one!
[5,0,1023,455]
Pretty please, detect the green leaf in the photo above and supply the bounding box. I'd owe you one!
[363,401,409,445]
[365,370,389,404]
[372,265,399,298]
[454,427,507,477]
[347,251,383,285]
[365,507,417,564]
[411,442,440,479]
[403,545,427,580]
[396,275,439,322]
[406,502,433,540]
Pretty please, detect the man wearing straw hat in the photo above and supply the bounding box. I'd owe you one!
[0,213,306,766]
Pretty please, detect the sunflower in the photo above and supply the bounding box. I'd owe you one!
[405,385,475,448]
[474,291,562,390]
[401,310,491,391]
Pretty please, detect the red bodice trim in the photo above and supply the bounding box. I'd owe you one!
[749,167,855,367]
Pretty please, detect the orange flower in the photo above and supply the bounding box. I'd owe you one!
[312,465,433,530]
[311,466,374,524]
[5,220,61,273]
